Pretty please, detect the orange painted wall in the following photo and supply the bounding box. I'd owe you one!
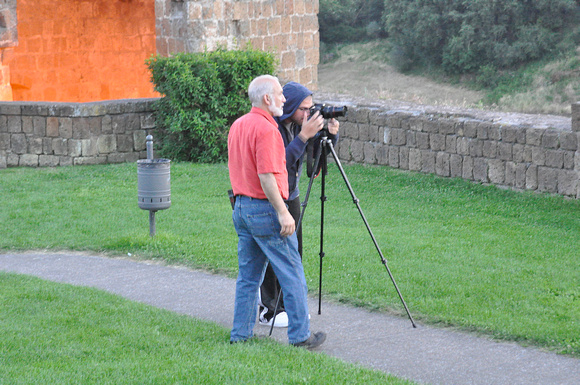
[11,0,159,102]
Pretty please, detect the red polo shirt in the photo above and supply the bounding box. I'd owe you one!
[228,107,289,200]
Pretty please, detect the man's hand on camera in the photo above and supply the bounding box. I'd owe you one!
[327,118,339,135]
[297,111,324,142]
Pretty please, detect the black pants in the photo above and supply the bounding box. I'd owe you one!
[259,196,302,319]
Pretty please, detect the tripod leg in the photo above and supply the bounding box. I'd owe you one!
[325,140,417,328]
[317,150,327,315]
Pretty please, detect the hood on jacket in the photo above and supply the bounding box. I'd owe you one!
[279,81,313,122]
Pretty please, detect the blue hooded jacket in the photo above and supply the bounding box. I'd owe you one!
[276,82,338,201]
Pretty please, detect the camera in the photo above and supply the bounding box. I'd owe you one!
[309,103,348,119]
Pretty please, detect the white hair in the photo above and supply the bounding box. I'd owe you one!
[248,75,279,107]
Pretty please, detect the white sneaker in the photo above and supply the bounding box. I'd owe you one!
[259,309,289,328]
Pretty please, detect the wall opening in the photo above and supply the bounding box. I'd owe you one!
[10,0,158,102]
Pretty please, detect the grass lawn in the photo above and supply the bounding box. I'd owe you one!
[1,162,578,357]
[0,273,411,384]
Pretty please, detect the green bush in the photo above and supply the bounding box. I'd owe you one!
[383,0,579,75]
[320,0,385,43]
[147,48,277,162]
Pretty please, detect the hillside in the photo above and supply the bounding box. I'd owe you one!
[317,42,579,117]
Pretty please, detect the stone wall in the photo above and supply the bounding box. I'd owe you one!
[333,100,579,198]
[0,99,157,168]
[1,99,579,199]
[156,0,320,89]
[0,0,17,101]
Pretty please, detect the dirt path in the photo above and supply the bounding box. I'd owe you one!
[318,59,485,108]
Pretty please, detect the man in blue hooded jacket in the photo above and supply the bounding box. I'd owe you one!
[259,81,340,327]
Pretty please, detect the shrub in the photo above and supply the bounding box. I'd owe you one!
[383,0,579,74]
[147,48,277,162]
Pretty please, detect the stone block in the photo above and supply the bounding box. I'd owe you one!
[476,124,489,139]
[457,137,469,156]
[505,161,516,187]
[363,142,376,164]
[482,141,498,158]
[81,139,99,156]
[6,153,18,167]
[473,158,488,183]
[388,146,399,167]
[7,116,21,133]
[515,163,527,189]
[22,116,34,134]
[376,144,388,165]
[47,117,59,137]
[462,156,474,180]
[423,120,440,134]
[406,131,417,148]
[73,117,91,139]
[107,152,140,164]
[560,132,577,151]
[97,135,117,154]
[446,135,457,154]
[133,130,147,151]
[531,147,546,166]
[421,150,435,173]
[140,113,156,129]
[545,150,564,168]
[408,148,421,171]
[350,107,370,124]
[399,147,409,169]
[117,134,134,152]
[463,121,478,138]
[430,133,445,151]
[342,122,358,140]
[29,138,43,155]
[338,138,352,161]
[11,133,26,154]
[391,128,406,145]
[42,138,52,154]
[0,133,8,150]
[488,125,502,141]
[557,169,578,197]
[68,139,82,157]
[498,142,513,161]
[537,166,558,193]
[439,119,457,135]
[435,152,450,177]
[52,138,68,155]
[416,132,430,149]
[450,154,462,178]
[351,140,364,162]
[74,156,107,166]
[19,154,39,167]
[39,155,60,167]
[59,118,73,139]
[564,151,575,169]
[469,139,483,157]
[488,159,505,184]
[512,144,525,163]
[0,154,6,169]
[542,130,559,149]
[59,156,73,167]
[526,128,543,146]
[572,102,580,132]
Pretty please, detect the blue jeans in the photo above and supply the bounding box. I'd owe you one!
[230,195,310,344]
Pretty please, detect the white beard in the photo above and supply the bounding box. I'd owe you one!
[268,103,284,117]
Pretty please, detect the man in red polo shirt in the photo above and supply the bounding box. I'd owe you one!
[228,75,326,349]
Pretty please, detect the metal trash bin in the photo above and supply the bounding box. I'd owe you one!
[137,135,171,237]
[137,158,171,211]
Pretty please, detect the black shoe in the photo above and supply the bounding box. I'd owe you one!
[292,332,326,350]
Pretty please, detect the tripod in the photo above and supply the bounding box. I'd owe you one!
[269,128,416,335]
